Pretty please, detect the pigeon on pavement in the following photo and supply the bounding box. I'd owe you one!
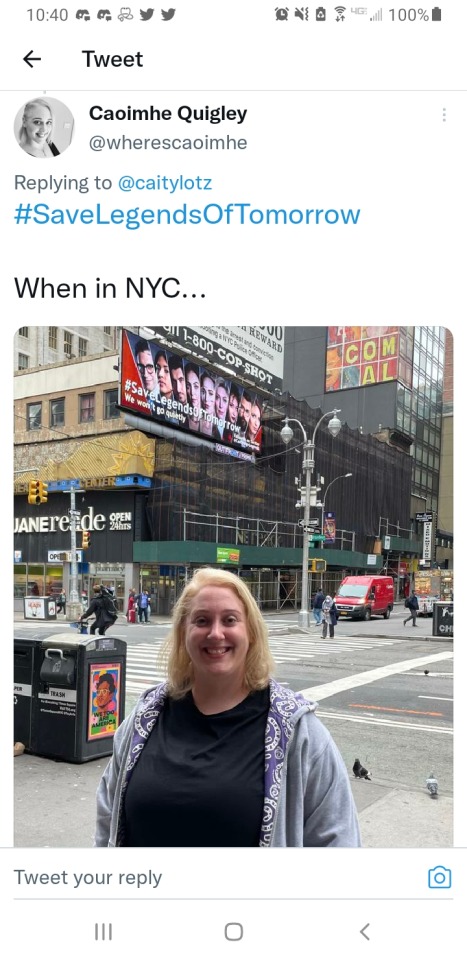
[426,773,438,798]
[352,758,371,780]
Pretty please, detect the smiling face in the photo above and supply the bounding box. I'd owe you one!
[22,102,53,148]
[201,375,215,414]
[96,681,113,711]
[215,384,229,421]
[156,354,172,397]
[184,586,250,690]
[171,365,187,404]
[136,349,157,391]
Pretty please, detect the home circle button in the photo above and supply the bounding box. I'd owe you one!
[224,922,244,941]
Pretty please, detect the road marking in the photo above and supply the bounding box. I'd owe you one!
[316,710,452,735]
[410,672,453,677]
[348,703,443,717]
[418,695,453,702]
[299,650,453,702]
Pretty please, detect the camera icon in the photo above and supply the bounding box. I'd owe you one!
[428,866,452,889]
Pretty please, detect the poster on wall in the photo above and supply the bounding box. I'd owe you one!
[119,329,263,455]
[87,663,121,741]
[325,326,401,392]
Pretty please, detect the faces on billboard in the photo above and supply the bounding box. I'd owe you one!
[120,330,262,455]
[134,339,158,395]
[169,357,187,405]
[212,378,230,440]
[200,370,216,436]
[238,390,253,435]
[247,398,262,444]
[155,350,173,400]
[227,385,239,427]
[185,362,201,431]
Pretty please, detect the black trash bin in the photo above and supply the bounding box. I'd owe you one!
[30,632,127,763]
[432,601,454,638]
[14,636,43,749]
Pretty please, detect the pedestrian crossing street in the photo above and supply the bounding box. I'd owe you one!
[125,632,409,695]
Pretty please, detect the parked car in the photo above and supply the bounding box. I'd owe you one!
[335,575,394,621]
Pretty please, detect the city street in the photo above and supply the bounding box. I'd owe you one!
[14,603,453,848]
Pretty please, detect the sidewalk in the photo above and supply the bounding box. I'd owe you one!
[13,751,452,848]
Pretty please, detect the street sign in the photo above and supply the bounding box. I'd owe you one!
[310,534,326,542]
[48,550,83,562]
[308,518,320,526]
[415,512,433,522]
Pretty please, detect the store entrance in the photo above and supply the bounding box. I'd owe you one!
[85,576,126,613]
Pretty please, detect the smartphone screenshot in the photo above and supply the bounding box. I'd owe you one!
[3,2,464,956]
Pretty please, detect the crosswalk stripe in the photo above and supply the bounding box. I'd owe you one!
[124,632,409,687]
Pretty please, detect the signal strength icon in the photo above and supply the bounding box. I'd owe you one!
[335,5,346,20]
[370,8,382,18]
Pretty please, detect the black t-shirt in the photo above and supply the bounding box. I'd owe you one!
[122,688,270,847]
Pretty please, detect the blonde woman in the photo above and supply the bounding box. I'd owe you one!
[18,99,60,157]
[95,568,360,847]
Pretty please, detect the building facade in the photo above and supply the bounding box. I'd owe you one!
[14,331,421,612]
[14,326,119,371]
[283,326,453,569]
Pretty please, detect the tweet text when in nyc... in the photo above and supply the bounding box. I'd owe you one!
[9,89,459,322]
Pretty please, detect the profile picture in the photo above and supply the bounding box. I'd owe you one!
[14,96,74,158]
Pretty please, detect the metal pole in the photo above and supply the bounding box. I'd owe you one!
[298,438,312,629]
[67,483,82,621]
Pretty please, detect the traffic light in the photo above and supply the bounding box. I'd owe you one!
[28,480,48,504]
[28,480,41,505]
[82,531,90,549]
[310,559,327,573]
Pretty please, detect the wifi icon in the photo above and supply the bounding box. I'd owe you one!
[335,5,346,18]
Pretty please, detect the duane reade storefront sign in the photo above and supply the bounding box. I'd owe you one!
[14,508,132,535]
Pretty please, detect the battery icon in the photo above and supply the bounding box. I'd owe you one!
[432,7,441,19]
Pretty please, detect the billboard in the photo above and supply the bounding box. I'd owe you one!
[325,326,401,392]
[119,329,264,455]
[152,325,284,392]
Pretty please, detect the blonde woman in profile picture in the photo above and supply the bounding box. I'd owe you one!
[18,98,60,157]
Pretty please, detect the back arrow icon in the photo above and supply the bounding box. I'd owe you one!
[23,50,41,68]
[360,923,370,941]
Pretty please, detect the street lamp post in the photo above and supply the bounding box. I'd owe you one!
[281,409,342,629]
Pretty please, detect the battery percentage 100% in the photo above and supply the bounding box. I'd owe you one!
[389,8,431,19]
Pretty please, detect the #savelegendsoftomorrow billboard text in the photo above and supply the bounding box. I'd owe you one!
[119,329,264,455]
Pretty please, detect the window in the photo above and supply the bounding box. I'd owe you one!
[27,402,42,431]
[79,393,95,423]
[103,327,111,336]
[78,337,88,357]
[18,353,29,370]
[50,398,65,427]
[48,327,58,350]
[18,327,29,338]
[64,331,73,358]
[104,389,119,419]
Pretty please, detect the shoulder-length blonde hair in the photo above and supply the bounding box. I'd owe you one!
[163,567,275,698]
[19,98,54,145]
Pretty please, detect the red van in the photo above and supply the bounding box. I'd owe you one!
[335,575,394,621]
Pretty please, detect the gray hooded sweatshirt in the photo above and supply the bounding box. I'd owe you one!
[94,678,361,848]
